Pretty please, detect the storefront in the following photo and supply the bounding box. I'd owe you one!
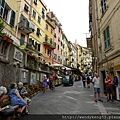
[116,71,120,100]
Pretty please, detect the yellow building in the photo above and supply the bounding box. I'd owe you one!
[77,45,82,72]
[0,0,20,45]
[90,0,120,95]
[29,0,47,58]
[43,13,56,64]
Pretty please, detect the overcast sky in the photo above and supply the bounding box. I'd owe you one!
[43,0,89,47]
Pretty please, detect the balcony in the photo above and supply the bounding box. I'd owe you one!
[43,37,56,49]
[18,14,35,34]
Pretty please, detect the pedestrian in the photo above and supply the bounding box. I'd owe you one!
[86,75,90,88]
[42,75,48,93]
[51,73,56,91]
[92,73,103,102]
[82,75,86,88]
[17,82,31,105]
[105,74,114,102]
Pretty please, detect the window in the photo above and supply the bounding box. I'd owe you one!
[46,24,48,30]
[32,10,36,19]
[62,34,64,40]
[38,44,40,51]
[58,37,60,42]
[45,34,48,41]
[53,54,57,60]
[34,0,37,5]
[58,45,59,50]
[38,16,41,23]
[61,41,62,46]
[54,33,56,38]
[103,26,110,50]
[51,29,53,34]
[58,56,60,62]
[0,0,5,17]
[101,0,106,14]
[58,27,60,33]
[10,10,15,27]
[24,4,29,12]
[42,8,45,19]
[36,28,40,36]
[20,34,25,45]
[47,49,51,56]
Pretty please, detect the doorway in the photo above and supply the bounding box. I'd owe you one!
[116,71,120,100]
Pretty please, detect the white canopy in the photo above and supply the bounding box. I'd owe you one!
[50,63,63,67]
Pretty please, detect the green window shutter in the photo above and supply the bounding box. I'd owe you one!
[10,10,16,27]
[103,30,107,49]
[29,38,32,44]
[0,0,5,17]
[45,35,48,41]
[38,44,40,51]
[20,34,25,45]
[36,28,40,36]
[50,38,52,44]
[106,26,110,47]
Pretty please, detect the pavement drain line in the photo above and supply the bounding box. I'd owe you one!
[105,107,119,110]
[95,102,107,114]
[65,95,77,101]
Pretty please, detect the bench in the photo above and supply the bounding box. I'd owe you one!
[1,94,19,109]
[0,94,20,119]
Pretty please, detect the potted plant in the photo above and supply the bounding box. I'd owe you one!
[0,20,13,43]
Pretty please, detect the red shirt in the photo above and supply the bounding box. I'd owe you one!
[105,77,112,87]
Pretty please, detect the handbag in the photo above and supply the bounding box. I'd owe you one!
[0,107,15,118]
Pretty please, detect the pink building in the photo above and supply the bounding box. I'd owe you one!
[47,11,62,64]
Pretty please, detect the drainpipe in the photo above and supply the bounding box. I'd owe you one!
[16,0,22,40]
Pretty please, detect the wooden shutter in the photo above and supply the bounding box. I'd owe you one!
[10,10,16,27]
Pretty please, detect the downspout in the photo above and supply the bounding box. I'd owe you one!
[16,0,22,40]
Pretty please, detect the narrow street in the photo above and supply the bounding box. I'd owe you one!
[20,81,120,120]
[24,81,120,115]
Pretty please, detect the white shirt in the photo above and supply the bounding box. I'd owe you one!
[92,77,100,88]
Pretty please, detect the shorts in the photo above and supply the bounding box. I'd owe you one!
[94,88,100,93]
[52,81,55,88]
[106,86,113,94]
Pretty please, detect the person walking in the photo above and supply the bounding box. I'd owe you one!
[42,75,48,93]
[82,75,86,88]
[92,73,103,102]
[105,74,114,102]
[86,75,90,88]
[51,73,56,91]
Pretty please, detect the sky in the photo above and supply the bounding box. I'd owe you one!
[43,0,90,47]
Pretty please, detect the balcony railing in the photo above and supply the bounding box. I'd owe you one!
[43,37,56,49]
[18,14,34,34]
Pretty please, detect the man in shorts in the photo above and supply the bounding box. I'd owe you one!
[92,73,103,102]
[105,74,114,102]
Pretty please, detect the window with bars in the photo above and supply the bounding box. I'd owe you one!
[103,26,111,50]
